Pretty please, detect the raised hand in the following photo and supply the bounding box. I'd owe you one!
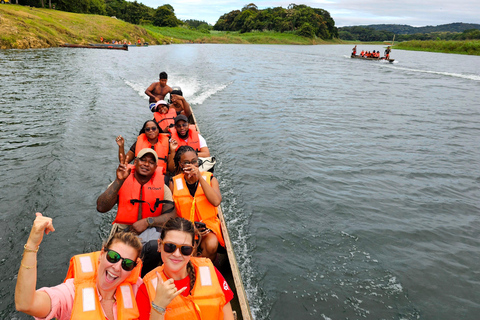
[153,274,187,310]
[115,135,125,148]
[27,212,55,248]
[116,153,132,181]
[169,139,178,151]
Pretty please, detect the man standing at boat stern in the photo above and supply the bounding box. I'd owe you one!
[96,148,177,276]
[145,71,172,111]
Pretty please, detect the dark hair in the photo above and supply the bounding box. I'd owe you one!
[159,71,168,79]
[103,231,142,261]
[161,217,200,291]
[173,145,197,174]
[139,120,160,135]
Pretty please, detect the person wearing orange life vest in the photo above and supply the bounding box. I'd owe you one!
[136,217,234,320]
[116,120,171,174]
[167,115,210,173]
[169,145,223,262]
[153,100,178,133]
[385,46,391,59]
[15,213,143,320]
[97,148,176,276]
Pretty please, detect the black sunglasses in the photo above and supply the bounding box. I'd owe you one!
[105,249,137,271]
[145,127,158,132]
[162,241,194,256]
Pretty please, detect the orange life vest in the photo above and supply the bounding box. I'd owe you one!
[172,172,224,247]
[143,257,226,320]
[169,125,201,152]
[64,251,142,320]
[154,108,177,132]
[135,133,169,174]
[114,166,165,225]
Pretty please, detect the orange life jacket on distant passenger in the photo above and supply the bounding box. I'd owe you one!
[172,172,224,247]
[64,251,142,320]
[136,133,169,174]
[169,126,201,152]
[154,108,177,132]
[143,257,226,320]
[114,166,165,225]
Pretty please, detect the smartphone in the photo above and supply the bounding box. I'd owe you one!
[194,221,207,230]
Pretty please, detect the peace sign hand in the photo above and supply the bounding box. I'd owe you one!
[116,153,131,181]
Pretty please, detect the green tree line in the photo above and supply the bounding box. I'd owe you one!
[339,26,480,42]
[213,3,337,39]
[14,0,182,27]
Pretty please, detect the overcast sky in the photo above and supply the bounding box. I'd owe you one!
[135,0,480,27]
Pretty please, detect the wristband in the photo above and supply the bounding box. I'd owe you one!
[151,302,166,315]
[24,244,39,253]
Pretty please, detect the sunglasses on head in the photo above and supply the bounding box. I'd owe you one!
[161,241,194,256]
[105,249,137,271]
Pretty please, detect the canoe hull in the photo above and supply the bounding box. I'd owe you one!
[351,54,394,62]
[60,43,128,51]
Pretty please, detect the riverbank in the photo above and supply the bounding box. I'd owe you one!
[0,5,341,49]
[394,40,480,55]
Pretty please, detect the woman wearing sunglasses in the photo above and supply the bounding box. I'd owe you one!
[116,120,170,174]
[15,212,143,320]
[136,217,234,320]
[170,145,225,262]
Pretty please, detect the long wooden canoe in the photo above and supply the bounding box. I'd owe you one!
[60,43,128,51]
[351,54,394,63]
[190,111,253,320]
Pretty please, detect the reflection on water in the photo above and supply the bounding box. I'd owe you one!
[1,45,480,319]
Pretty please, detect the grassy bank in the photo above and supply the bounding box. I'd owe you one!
[0,5,171,49]
[395,40,480,55]
[0,4,340,49]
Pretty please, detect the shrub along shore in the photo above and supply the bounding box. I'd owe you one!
[394,40,480,55]
[0,5,341,49]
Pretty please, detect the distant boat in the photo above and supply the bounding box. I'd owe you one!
[351,54,394,63]
[60,43,128,51]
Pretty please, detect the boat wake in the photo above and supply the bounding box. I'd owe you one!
[385,65,480,81]
[123,77,231,105]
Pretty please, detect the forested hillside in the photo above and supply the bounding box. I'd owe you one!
[364,23,480,35]
[213,3,337,39]
[339,24,480,41]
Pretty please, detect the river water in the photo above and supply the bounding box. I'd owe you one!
[1,44,479,319]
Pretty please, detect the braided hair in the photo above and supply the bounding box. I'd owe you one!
[161,217,201,292]
[173,145,197,175]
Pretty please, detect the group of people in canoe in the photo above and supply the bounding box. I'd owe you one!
[351,45,392,59]
[15,72,235,319]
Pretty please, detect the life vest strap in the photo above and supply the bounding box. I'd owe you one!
[129,198,172,213]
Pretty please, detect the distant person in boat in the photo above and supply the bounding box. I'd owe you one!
[136,217,234,320]
[360,50,365,57]
[167,115,210,172]
[152,100,178,133]
[15,212,143,320]
[170,146,224,261]
[146,71,172,111]
[352,45,357,56]
[169,86,194,123]
[116,120,171,174]
[385,46,391,59]
[97,148,177,276]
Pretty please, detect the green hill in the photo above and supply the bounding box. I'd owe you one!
[363,23,480,35]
